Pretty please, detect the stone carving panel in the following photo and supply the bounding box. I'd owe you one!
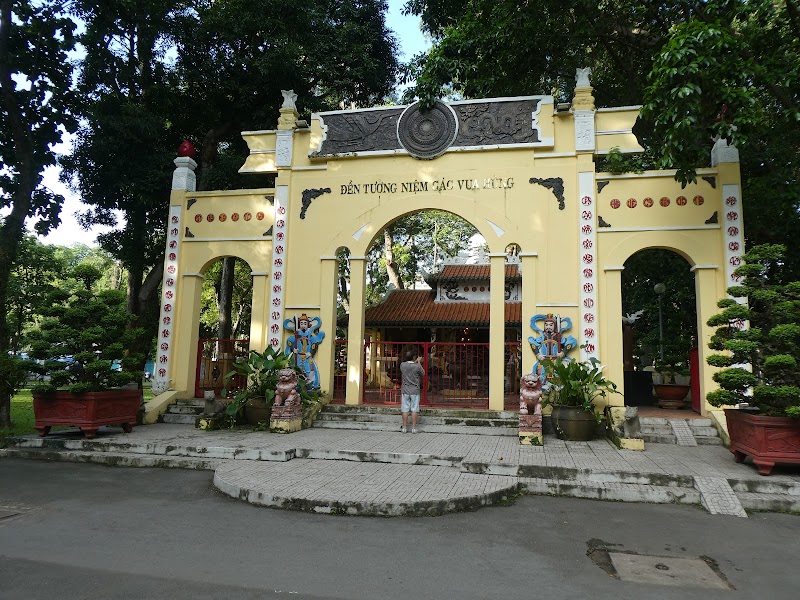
[313,98,545,158]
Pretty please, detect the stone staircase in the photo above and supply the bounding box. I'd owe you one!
[639,416,723,446]
[160,399,205,424]
[313,404,519,436]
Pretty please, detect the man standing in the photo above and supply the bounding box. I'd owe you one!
[400,349,425,433]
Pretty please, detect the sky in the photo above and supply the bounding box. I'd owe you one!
[29,2,431,248]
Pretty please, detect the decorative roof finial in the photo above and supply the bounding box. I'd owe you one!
[575,67,592,88]
[281,89,298,110]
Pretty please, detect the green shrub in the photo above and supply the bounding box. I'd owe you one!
[706,244,800,416]
[25,265,143,393]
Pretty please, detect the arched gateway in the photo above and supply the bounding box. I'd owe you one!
[148,72,743,426]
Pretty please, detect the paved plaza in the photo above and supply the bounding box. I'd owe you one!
[2,423,800,517]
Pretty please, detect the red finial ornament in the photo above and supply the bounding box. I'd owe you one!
[177,140,196,158]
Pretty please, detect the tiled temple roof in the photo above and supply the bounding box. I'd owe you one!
[361,289,522,327]
[429,263,520,282]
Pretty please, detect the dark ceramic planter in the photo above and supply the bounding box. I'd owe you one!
[245,397,272,426]
[33,389,142,439]
[724,408,800,476]
[550,405,598,441]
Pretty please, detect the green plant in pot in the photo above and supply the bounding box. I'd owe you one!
[224,345,294,427]
[705,244,800,475]
[541,356,620,441]
[25,264,144,438]
[652,354,691,408]
[224,345,327,429]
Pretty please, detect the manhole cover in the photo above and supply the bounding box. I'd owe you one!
[608,552,729,589]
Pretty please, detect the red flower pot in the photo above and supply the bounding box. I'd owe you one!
[33,389,142,439]
[724,408,800,475]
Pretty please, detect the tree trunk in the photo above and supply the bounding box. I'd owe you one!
[384,228,404,289]
[0,0,38,428]
[217,257,235,340]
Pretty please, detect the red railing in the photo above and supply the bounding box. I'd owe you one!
[332,339,522,409]
[194,338,250,398]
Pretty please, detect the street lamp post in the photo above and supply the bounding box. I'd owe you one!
[654,282,666,361]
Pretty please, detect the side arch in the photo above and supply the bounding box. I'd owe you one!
[599,229,725,414]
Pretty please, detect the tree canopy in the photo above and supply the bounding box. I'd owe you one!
[404,0,800,277]
[0,0,78,427]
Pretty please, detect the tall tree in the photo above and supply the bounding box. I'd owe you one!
[60,1,192,370]
[171,0,400,334]
[405,0,800,275]
[0,0,77,428]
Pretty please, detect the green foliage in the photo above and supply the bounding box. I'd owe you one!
[199,258,253,339]
[0,355,31,400]
[365,210,479,305]
[405,1,800,279]
[706,244,800,416]
[541,357,620,419]
[596,147,658,175]
[25,265,143,393]
[622,249,697,369]
[223,345,326,428]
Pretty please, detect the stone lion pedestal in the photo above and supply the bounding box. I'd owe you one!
[519,414,543,446]
[270,403,302,433]
[269,367,304,433]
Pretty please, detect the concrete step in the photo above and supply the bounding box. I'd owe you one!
[161,413,197,425]
[521,477,701,506]
[315,411,516,429]
[695,436,724,446]
[315,405,519,436]
[640,424,674,435]
[0,447,219,470]
[642,433,677,444]
[735,492,800,513]
[166,405,204,415]
[312,420,516,436]
[321,404,518,419]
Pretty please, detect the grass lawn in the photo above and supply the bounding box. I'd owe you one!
[0,385,155,442]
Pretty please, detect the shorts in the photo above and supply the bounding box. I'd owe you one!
[401,393,420,413]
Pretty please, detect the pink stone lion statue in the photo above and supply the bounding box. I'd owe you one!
[519,373,543,416]
[273,368,300,407]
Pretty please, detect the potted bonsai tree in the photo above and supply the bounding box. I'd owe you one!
[652,354,691,409]
[26,264,144,439]
[706,244,800,475]
[541,356,620,441]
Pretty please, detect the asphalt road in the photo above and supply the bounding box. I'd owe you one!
[1,459,798,600]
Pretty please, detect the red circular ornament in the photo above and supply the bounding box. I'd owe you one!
[231,213,239,221]
[676,196,687,206]
[643,197,653,207]
[194,214,202,223]
[244,212,252,221]
[626,198,637,209]
[177,140,196,159]
[693,195,704,205]
[256,211,265,220]
[479,286,485,292]
[206,213,214,222]
[610,199,620,209]
[219,213,227,222]
[659,196,670,207]
[472,287,477,292]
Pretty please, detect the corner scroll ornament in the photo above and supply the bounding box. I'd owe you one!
[529,177,565,210]
[300,187,332,219]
